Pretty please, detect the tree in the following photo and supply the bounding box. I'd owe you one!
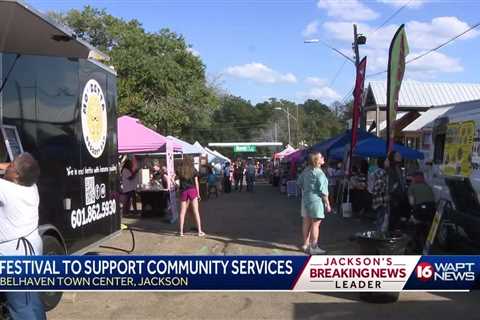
[48,7,348,149]
[49,7,219,140]
[201,95,260,142]
[298,99,344,146]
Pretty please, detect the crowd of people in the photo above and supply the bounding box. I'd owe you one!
[222,159,263,194]
[119,156,268,238]
[118,148,437,257]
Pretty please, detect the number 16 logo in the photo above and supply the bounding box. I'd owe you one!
[416,262,434,281]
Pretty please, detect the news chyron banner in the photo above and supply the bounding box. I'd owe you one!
[0,256,478,291]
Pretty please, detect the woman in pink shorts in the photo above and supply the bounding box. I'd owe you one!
[177,157,205,237]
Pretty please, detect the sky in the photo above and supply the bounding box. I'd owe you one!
[29,0,480,105]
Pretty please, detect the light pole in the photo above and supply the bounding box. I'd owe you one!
[275,107,298,146]
[304,39,355,65]
[305,27,367,127]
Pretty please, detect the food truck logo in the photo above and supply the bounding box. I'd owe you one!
[81,79,107,158]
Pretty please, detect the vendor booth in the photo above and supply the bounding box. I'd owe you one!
[118,116,182,219]
[324,132,423,219]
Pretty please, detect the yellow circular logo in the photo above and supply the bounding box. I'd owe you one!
[81,79,107,158]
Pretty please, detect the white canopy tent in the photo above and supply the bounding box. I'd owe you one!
[205,147,231,164]
[192,142,224,164]
[167,136,205,155]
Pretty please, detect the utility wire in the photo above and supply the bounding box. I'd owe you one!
[341,86,354,104]
[406,22,480,63]
[329,60,347,87]
[366,21,480,78]
[373,0,413,33]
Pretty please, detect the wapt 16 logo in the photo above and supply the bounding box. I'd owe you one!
[416,261,475,282]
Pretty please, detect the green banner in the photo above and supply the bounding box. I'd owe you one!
[386,24,409,153]
[234,145,256,153]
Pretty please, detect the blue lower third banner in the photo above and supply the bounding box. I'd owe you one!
[0,256,478,291]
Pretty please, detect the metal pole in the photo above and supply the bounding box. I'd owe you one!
[353,24,366,131]
[353,24,360,67]
[274,122,278,142]
[287,106,291,146]
[296,104,299,147]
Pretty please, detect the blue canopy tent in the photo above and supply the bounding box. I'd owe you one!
[329,137,424,160]
[303,130,377,161]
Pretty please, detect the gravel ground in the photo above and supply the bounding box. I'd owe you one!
[49,183,479,320]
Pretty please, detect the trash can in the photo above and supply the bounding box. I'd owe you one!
[355,230,409,303]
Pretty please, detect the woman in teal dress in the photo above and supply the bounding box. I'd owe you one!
[297,152,331,254]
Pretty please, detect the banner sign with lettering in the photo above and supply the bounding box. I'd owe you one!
[0,256,479,291]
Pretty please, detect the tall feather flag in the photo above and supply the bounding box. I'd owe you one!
[386,24,409,154]
[351,59,367,151]
[349,56,367,174]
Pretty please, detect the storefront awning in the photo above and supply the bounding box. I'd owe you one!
[377,112,408,132]
[402,106,453,132]
[0,0,109,60]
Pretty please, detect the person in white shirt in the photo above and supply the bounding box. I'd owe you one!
[0,153,46,320]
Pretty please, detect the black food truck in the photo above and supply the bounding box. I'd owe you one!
[0,0,121,309]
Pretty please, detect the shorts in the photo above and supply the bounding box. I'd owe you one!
[301,198,324,220]
[180,187,199,202]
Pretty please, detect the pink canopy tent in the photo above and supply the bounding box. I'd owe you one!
[117,116,182,153]
[273,145,297,160]
[284,148,305,163]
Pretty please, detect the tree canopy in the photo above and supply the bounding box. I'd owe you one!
[50,6,219,140]
[51,6,349,149]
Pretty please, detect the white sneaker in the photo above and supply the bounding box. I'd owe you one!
[309,246,326,255]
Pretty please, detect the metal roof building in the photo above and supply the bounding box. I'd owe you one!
[365,80,480,111]
[364,80,480,137]
[402,106,454,132]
